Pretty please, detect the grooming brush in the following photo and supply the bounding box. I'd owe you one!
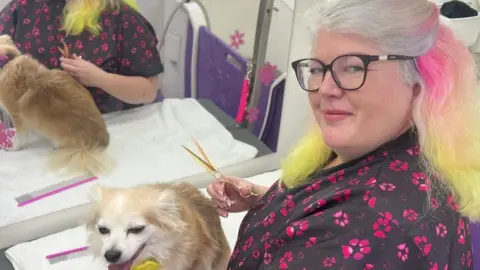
[46,246,90,264]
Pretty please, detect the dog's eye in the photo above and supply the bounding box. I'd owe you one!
[98,226,110,235]
[127,226,145,234]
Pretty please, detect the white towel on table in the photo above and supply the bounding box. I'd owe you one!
[5,170,281,270]
[0,98,258,228]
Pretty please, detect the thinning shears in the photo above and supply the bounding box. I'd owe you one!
[181,138,260,199]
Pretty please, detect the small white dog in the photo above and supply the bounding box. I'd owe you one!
[87,183,231,270]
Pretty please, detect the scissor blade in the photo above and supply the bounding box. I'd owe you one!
[191,138,217,170]
[182,145,217,173]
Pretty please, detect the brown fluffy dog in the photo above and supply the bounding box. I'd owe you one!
[87,182,231,270]
[0,34,112,176]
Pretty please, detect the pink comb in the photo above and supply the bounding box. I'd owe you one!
[17,176,98,207]
[46,246,89,260]
[46,246,90,264]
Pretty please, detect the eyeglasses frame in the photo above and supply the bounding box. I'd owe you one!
[291,54,415,91]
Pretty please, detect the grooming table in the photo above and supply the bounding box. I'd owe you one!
[0,99,272,270]
[197,99,272,157]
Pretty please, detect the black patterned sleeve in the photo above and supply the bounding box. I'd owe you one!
[0,0,18,37]
[117,7,163,77]
[257,206,434,270]
[0,1,18,127]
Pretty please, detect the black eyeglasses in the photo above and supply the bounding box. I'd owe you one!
[291,54,415,91]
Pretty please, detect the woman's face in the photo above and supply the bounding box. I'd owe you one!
[309,30,416,160]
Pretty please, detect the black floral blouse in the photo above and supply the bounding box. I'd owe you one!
[229,131,472,269]
[0,0,163,114]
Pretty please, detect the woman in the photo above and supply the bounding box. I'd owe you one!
[0,0,163,114]
[208,0,480,269]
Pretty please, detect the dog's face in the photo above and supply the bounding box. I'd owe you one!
[88,186,185,268]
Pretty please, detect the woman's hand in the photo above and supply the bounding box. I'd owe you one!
[207,176,263,218]
[60,55,106,87]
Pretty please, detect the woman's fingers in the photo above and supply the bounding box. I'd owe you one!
[207,181,231,209]
[206,182,220,200]
[207,182,225,202]
[216,206,229,218]
[60,62,79,75]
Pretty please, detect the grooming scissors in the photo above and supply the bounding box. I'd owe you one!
[58,39,72,58]
[181,138,260,199]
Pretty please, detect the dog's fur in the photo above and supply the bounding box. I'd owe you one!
[0,34,112,175]
[87,182,231,270]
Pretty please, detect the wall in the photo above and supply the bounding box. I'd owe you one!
[276,0,315,158]
[197,0,294,72]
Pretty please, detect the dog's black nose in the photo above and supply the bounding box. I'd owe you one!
[104,249,122,263]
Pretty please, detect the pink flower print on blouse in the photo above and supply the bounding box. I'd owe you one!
[341,239,372,260]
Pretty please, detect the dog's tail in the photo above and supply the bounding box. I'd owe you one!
[47,147,114,176]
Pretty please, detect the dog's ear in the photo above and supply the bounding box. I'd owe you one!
[145,188,187,233]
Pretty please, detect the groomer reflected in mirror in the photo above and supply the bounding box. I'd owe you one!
[0,0,163,114]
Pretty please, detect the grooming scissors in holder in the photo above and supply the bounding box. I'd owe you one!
[181,139,260,206]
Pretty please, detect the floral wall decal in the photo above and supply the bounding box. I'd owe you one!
[230,30,245,50]
[259,61,277,87]
[246,107,259,123]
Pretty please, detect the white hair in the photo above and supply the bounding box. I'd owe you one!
[305,0,439,85]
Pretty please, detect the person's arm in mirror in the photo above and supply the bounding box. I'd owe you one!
[60,6,163,105]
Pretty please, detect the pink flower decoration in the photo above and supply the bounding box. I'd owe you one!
[259,61,277,86]
[0,122,15,149]
[230,30,245,49]
[245,107,259,123]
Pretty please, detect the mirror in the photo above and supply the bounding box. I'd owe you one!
[0,0,294,248]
